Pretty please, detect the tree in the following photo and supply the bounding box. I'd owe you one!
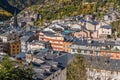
[110,20,120,37]
[92,3,97,13]
[77,48,81,53]
[86,3,91,14]
[67,54,86,80]
[0,56,33,80]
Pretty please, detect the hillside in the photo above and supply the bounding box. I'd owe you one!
[8,0,45,10]
[0,0,20,14]
[20,0,119,26]
[0,0,44,15]
[0,0,44,21]
[0,0,119,15]
[0,0,120,21]
[0,8,12,21]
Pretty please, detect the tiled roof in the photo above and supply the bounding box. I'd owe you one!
[15,52,26,59]
[31,49,73,80]
[84,55,120,71]
[100,25,112,29]
[87,21,99,25]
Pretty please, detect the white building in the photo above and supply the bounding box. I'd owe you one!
[20,36,30,52]
[98,25,112,38]
[0,35,8,42]
[86,68,120,80]
[86,21,99,31]
[27,40,45,51]
[84,55,120,80]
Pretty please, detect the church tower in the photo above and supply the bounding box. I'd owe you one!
[13,10,18,27]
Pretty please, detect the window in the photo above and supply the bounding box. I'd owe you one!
[72,49,75,52]
[13,49,15,51]
[13,46,15,48]
[95,77,101,80]
[56,74,57,77]
[116,55,119,58]
[17,49,19,51]
[53,76,54,79]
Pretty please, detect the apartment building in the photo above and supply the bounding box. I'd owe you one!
[100,50,120,60]
[27,40,45,51]
[84,55,120,80]
[39,32,64,51]
[8,40,21,56]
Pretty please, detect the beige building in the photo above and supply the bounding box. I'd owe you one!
[39,32,64,51]
[73,30,91,38]
[8,40,21,56]
[64,42,72,53]
[86,21,99,31]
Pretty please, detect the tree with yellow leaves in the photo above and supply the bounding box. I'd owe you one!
[92,3,97,13]
[67,54,86,80]
[86,3,91,14]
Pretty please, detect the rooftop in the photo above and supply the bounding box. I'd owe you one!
[100,25,112,29]
[30,49,73,80]
[20,35,30,41]
[84,55,120,71]
[87,21,99,25]
[42,31,63,37]
[72,38,120,47]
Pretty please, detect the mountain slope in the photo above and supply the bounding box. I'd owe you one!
[0,0,20,14]
[8,0,45,10]
[0,0,45,15]
[22,0,119,26]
